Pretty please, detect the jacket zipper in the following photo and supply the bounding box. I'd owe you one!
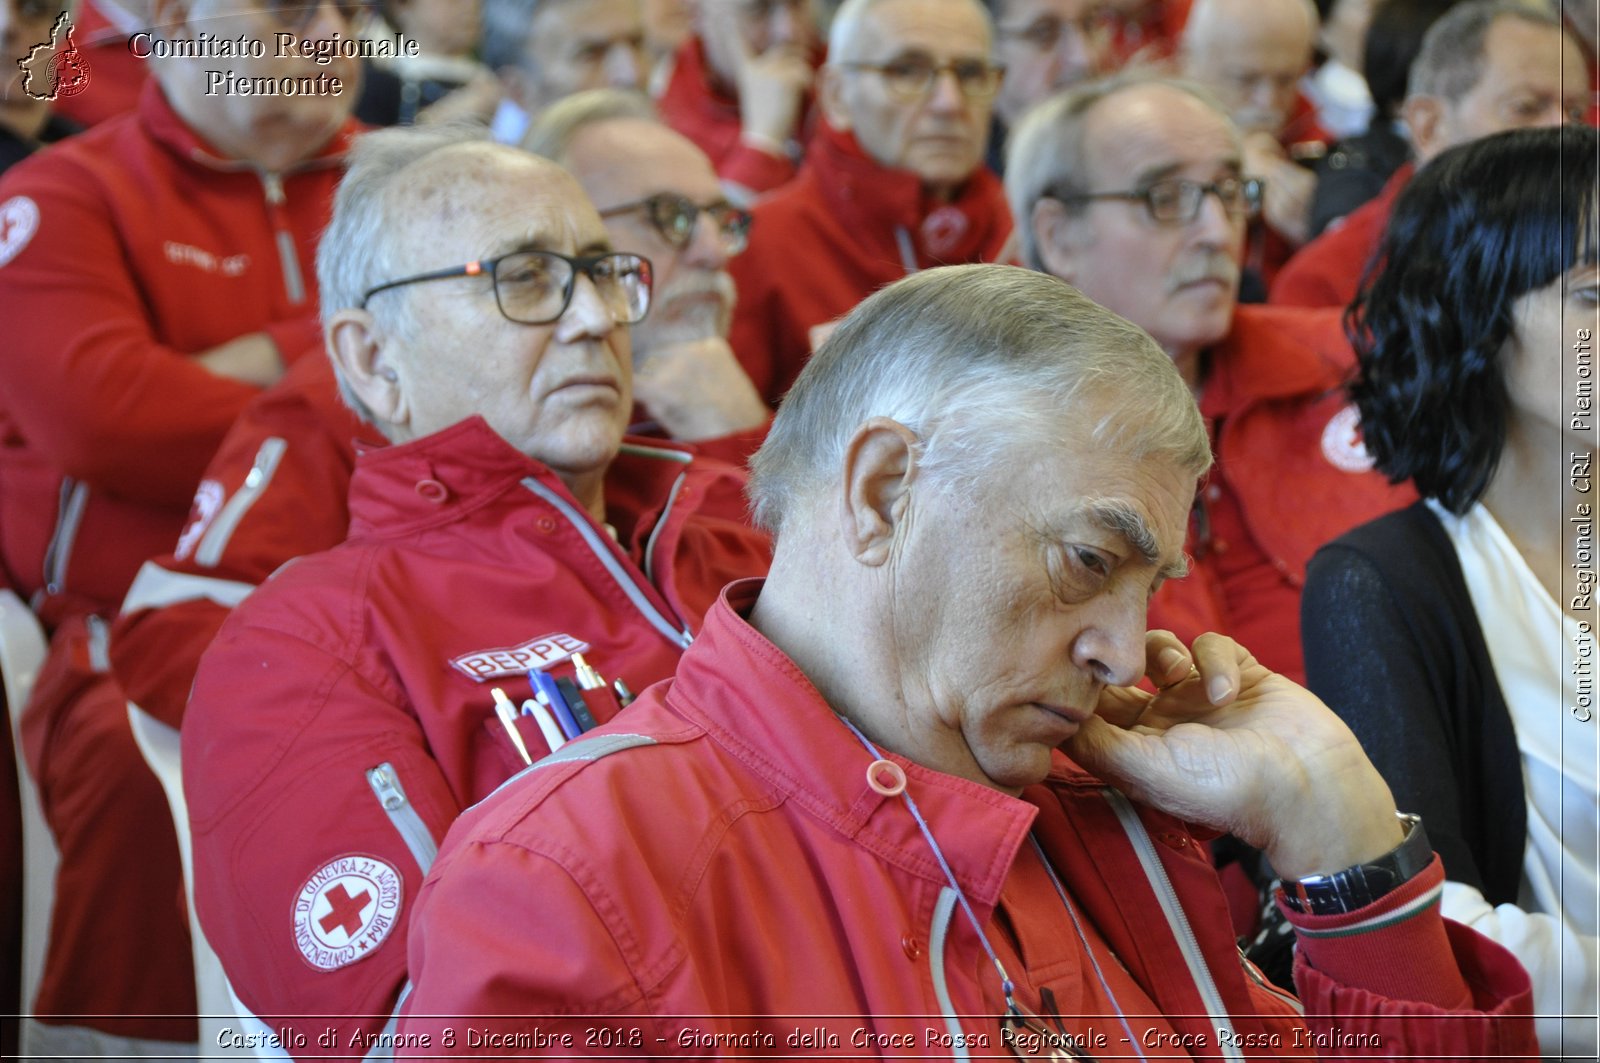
[520,477,692,649]
[1103,789,1245,1060]
[260,172,307,305]
[40,477,90,597]
[196,437,288,567]
[366,763,438,874]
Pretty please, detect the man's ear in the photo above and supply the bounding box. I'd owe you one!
[838,417,919,566]
[818,65,853,133]
[326,309,408,429]
[1400,94,1448,164]
[1031,196,1084,284]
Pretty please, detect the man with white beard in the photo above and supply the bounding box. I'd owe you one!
[527,89,771,455]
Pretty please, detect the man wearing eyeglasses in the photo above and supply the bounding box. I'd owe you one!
[1007,72,1412,685]
[179,125,771,1058]
[727,0,1012,406]
[0,0,364,1050]
[984,0,1106,173]
[526,89,770,455]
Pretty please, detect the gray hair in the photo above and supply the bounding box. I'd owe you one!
[1004,72,1236,272]
[1407,1,1565,101]
[748,264,1212,535]
[522,88,659,162]
[315,122,495,421]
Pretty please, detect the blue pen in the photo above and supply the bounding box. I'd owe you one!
[530,668,580,739]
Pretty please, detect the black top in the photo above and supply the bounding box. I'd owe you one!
[0,113,82,178]
[1307,122,1411,240]
[1301,501,1526,905]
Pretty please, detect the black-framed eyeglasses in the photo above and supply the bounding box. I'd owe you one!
[839,56,1005,100]
[359,250,654,326]
[995,12,1110,51]
[1050,176,1263,225]
[262,0,376,31]
[598,194,753,256]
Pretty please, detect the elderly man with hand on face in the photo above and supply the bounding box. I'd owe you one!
[657,0,821,202]
[727,0,1012,407]
[181,125,771,1059]
[1007,72,1413,686]
[526,89,771,460]
[398,265,1536,1057]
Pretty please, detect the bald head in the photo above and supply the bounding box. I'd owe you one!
[1181,0,1317,135]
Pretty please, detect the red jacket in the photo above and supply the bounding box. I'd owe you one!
[1149,306,1415,683]
[182,417,772,1058]
[656,37,809,200]
[0,80,350,625]
[1271,164,1414,309]
[728,122,1013,405]
[400,580,1536,1058]
[110,354,369,728]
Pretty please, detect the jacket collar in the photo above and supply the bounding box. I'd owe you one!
[139,78,359,176]
[801,121,1012,267]
[667,580,1039,910]
[1200,303,1349,417]
[345,416,697,546]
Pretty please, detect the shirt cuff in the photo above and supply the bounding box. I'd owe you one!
[1278,854,1471,1008]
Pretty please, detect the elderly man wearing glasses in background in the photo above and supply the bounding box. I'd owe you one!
[1007,72,1413,689]
[180,124,772,1058]
[727,0,1013,407]
[526,89,771,462]
[0,0,364,1050]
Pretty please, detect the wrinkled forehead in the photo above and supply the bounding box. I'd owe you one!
[1082,85,1241,185]
[850,0,993,57]
[388,147,606,265]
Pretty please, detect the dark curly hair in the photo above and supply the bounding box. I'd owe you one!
[1346,124,1599,513]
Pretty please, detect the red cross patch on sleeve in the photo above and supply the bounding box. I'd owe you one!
[291,854,404,972]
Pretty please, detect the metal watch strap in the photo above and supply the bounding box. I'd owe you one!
[1283,812,1430,916]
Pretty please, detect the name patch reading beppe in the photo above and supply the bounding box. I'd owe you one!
[449,632,590,682]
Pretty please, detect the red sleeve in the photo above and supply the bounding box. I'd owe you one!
[110,358,361,727]
[1281,857,1538,1059]
[184,611,459,1060]
[0,171,263,507]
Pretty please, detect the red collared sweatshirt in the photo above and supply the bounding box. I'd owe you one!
[182,416,771,1059]
[399,579,1537,1060]
[727,121,1013,406]
[0,80,355,625]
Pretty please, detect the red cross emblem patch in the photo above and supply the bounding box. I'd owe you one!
[292,854,403,971]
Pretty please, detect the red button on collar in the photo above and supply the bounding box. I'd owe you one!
[415,479,449,504]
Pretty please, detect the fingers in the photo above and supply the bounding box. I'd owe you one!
[1143,629,1192,688]
[1189,631,1243,705]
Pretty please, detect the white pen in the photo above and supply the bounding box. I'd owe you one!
[491,687,536,765]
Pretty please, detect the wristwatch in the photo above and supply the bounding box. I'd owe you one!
[1282,812,1431,916]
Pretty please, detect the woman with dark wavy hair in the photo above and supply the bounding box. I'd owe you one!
[1302,123,1597,1057]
